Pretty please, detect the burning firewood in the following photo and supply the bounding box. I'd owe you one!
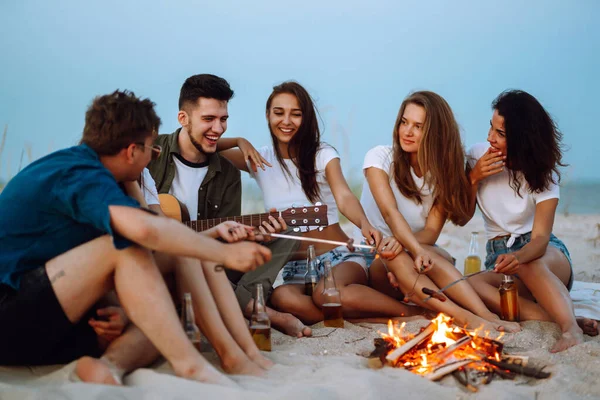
[385,323,435,363]
[426,359,474,381]
[485,358,551,379]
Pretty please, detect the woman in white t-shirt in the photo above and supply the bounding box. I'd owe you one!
[362,91,520,333]
[467,90,596,352]
[220,81,424,325]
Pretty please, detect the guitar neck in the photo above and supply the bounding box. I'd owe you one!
[185,212,279,232]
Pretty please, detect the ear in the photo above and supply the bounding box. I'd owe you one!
[124,143,137,165]
[178,110,189,127]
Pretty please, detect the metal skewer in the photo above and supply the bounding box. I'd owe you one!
[422,270,490,302]
[265,232,376,251]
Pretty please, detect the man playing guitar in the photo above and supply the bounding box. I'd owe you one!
[147,74,312,337]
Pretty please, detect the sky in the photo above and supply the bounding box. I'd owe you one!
[0,0,599,184]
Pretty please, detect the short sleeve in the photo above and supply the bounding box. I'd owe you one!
[53,166,140,249]
[466,143,489,169]
[532,173,560,203]
[362,145,392,175]
[141,168,160,205]
[316,143,340,171]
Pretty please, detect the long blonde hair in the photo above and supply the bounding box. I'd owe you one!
[391,91,470,225]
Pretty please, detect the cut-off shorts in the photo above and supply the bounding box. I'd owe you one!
[484,232,574,291]
[273,245,367,288]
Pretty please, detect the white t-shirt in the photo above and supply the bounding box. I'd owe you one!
[141,168,160,206]
[248,143,340,229]
[467,143,560,246]
[168,156,209,221]
[354,145,434,240]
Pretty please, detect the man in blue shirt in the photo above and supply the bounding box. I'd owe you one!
[0,90,272,385]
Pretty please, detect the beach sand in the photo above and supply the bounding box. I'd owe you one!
[1,214,599,399]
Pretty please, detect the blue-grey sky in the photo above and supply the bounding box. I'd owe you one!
[1,0,598,183]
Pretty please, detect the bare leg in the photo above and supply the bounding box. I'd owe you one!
[46,236,231,385]
[244,300,312,338]
[75,324,159,385]
[201,261,274,370]
[383,253,515,332]
[162,255,264,377]
[312,261,424,320]
[421,245,521,332]
[270,285,323,325]
[507,247,584,352]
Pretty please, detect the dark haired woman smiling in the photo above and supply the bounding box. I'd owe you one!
[466,90,597,352]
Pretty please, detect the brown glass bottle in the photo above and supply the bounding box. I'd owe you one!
[322,260,344,328]
[181,292,202,351]
[499,275,520,322]
[304,245,319,296]
[249,283,272,351]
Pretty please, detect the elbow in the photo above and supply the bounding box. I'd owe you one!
[131,218,160,247]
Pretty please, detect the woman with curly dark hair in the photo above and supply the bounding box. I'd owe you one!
[467,89,597,352]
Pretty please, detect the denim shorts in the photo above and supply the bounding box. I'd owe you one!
[484,232,573,291]
[273,245,367,288]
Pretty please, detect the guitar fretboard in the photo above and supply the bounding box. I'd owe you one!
[186,212,282,232]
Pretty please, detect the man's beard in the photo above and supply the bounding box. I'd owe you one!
[188,131,209,156]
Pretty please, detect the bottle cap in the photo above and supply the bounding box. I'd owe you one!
[502,274,514,283]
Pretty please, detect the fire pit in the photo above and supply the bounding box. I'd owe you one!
[367,314,551,391]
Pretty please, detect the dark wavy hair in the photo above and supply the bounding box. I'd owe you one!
[391,91,471,225]
[266,81,323,204]
[492,90,566,195]
[81,90,161,156]
[179,74,234,111]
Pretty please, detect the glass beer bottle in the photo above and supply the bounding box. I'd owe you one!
[499,275,520,322]
[181,292,202,351]
[464,231,482,275]
[321,260,344,328]
[304,245,319,296]
[249,283,272,351]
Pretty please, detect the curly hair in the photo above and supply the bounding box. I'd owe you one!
[81,90,161,156]
[391,91,471,225]
[266,81,322,204]
[492,90,566,195]
[178,74,234,111]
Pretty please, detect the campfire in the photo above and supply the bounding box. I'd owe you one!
[367,314,550,391]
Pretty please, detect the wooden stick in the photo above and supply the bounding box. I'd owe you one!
[427,359,474,381]
[485,358,551,379]
[385,323,435,363]
[431,335,472,362]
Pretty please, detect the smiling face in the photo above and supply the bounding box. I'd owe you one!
[267,93,303,147]
[398,102,426,154]
[488,109,507,155]
[180,97,229,158]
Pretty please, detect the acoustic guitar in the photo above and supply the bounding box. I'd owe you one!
[158,193,328,232]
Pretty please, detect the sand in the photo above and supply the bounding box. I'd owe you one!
[1,213,599,399]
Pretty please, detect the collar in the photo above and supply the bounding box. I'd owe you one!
[168,128,222,173]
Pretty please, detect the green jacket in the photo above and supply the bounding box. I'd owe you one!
[147,128,241,220]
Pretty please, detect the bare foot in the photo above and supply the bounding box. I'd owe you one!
[489,317,522,333]
[454,313,500,333]
[74,356,122,385]
[174,361,237,387]
[550,326,585,353]
[267,307,312,338]
[247,350,275,370]
[221,353,265,377]
[576,317,599,336]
